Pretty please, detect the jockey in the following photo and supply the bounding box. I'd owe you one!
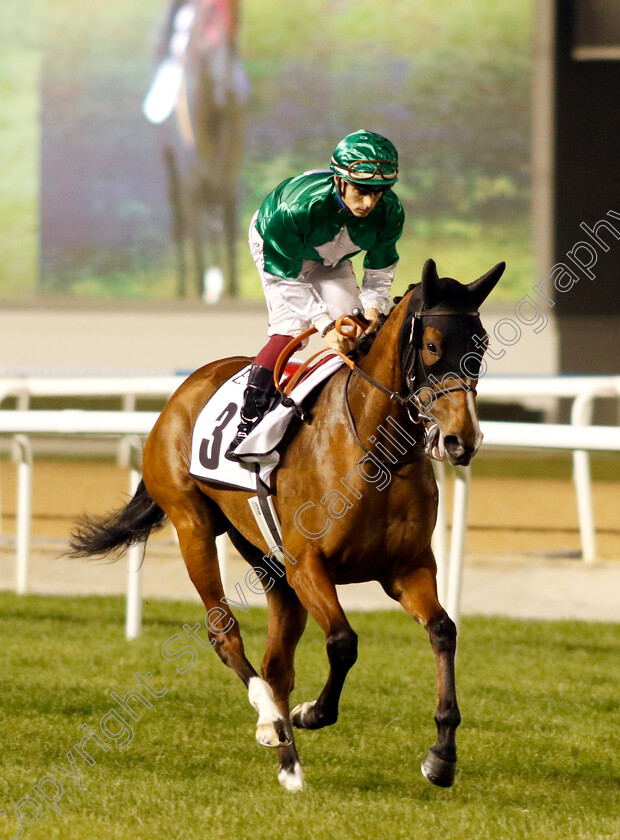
[225,129,404,461]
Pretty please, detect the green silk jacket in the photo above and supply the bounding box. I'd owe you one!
[256,170,404,279]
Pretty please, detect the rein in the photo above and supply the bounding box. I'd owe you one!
[272,315,405,424]
[342,370,424,466]
[273,314,412,403]
[272,315,365,397]
[271,322,424,465]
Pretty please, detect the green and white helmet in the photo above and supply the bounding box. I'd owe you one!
[330,129,399,188]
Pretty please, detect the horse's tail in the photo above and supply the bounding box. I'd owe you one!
[68,480,166,561]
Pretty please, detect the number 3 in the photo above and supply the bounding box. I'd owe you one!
[199,402,237,468]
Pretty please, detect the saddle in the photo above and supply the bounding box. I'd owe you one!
[188,316,365,557]
[189,354,345,492]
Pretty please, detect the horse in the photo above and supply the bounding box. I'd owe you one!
[152,0,245,299]
[69,258,504,791]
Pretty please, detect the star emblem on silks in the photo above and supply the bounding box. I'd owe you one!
[314,227,361,267]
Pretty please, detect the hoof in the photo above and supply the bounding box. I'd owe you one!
[255,717,293,748]
[421,750,456,788]
[291,701,316,730]
[278,762,305,792]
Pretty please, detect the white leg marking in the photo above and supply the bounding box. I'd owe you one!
[466,389,483,455]
[248,677,283,723]
[248,677,287,747]
[278,762,305,792]
[291,700,316,728]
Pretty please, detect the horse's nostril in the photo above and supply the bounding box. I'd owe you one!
[443,435,464,456]
[444,436,476,465]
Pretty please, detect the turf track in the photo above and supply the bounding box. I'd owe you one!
[0,593,618,840]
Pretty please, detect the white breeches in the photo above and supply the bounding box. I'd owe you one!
[249,215,362,338]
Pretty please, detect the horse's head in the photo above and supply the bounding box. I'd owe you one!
[399,258,505,466]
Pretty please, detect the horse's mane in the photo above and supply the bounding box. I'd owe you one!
[350,282,420,362]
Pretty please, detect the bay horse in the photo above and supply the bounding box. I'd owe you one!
[155,0,245,298]
[69,258,504,791]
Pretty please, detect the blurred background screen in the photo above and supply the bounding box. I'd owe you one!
[1,0,532,303]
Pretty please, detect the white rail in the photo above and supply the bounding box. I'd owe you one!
[0,410,229,640]
[477,376,620,563]
[0,377,182,403]
[437,420,620,625]
[0,375,618,633]
[0,377,183,466]
[477,374,620,399]
[0,410,160,435]
[1,375,619,562]
[482,420,620,450]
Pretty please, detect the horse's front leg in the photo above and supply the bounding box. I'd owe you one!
[288,549,358,731]
[262,578,308,790]
[385,553,461,788]
[227,527,307,789]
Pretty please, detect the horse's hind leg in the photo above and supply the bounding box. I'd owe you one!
[167,494,292,748]
[287,549,358,731]
[384,552,461,788]
[223,191,238,297]
[163,146,187,298]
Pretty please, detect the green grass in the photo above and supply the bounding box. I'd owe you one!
[472,450,620,483]
[0,593,618,839]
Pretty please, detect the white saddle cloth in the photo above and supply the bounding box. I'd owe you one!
[189,356,344,491]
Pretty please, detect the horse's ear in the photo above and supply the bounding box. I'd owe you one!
[421,259,441,310]
[468,261,505,308]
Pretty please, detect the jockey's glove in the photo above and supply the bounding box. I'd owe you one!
[363,307,382,334]
[323,327,357,354]
[314,312,362,353]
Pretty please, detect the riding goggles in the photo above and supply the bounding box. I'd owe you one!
[330,158,399,182]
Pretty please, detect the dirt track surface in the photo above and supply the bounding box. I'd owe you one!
[1,459,619,623]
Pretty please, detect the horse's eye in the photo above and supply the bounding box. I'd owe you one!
[426,343,438,355]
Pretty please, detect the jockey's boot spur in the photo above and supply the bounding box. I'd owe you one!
[225,364,277,462]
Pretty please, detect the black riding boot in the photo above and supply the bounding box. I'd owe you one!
[225,364,277,461]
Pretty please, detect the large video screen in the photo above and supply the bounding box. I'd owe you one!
[1,0,532,303]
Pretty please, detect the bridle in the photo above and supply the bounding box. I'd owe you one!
[340,307,481,463]
[342,305,480,406]
[272,303,482,464]
[399,308,481,411]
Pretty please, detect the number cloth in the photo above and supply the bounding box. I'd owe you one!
[189,356,345,490]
